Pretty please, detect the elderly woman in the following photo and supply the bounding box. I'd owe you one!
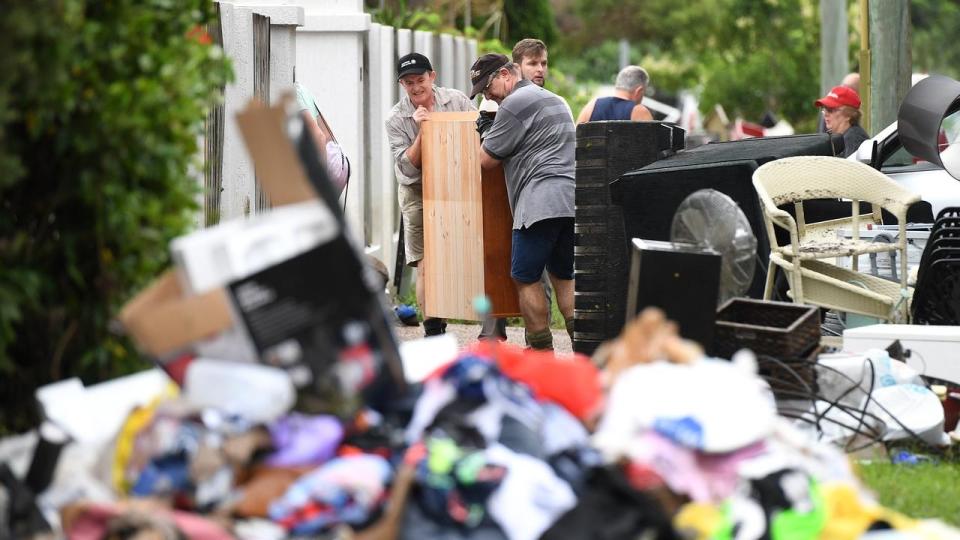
[815,85,870,157]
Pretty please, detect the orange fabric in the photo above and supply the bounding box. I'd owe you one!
[471,341,603,422]
[233,467,312,518]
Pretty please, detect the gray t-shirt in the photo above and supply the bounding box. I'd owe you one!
[482,80,576,229]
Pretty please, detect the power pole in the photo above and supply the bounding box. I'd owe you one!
[859,0,871,134]
[864,0,912,135]
[820,0,848,96]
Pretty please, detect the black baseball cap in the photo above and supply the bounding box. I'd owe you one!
[397,53,433,79]
[469,53,511,98]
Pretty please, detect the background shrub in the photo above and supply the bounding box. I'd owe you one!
[0,0,231,433]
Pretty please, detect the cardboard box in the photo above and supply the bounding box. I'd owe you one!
[119,95,404,408]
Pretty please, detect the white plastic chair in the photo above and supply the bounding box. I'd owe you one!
[752,156,920,322]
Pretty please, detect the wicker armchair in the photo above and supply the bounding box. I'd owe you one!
[752,156,920,322]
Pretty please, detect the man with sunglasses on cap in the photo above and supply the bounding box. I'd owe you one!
[470,53,576,350]
[386,53,475,337]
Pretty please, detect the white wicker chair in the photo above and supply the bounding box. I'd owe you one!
[752,156,920,322]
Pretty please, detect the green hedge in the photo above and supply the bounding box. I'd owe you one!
[0,0,231,433]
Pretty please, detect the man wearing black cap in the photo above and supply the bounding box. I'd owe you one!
[386,53,475,337]
[470,53,576,350]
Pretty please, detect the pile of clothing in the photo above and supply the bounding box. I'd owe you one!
[3,315,959,539]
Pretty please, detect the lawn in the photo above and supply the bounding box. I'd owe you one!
[858,460,960,525]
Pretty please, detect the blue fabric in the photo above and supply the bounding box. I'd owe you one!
[510,218,574,283]
[131,454,192,497]
[589,96,635,121]
[400,497,508,540]
[268,454,392,534]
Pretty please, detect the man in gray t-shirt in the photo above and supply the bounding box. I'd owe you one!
[470,53,576,350]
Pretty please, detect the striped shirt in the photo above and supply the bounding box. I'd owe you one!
[482,80,576,229]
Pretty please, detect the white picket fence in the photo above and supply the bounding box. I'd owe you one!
[212,0,479,282]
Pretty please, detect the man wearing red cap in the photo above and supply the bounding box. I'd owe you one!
[815,85,869,157]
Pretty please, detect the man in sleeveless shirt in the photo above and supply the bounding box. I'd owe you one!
[576,65,653,123]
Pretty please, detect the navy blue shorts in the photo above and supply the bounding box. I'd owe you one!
[511,217,575,283]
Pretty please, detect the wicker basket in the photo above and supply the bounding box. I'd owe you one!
[714,298,820,359]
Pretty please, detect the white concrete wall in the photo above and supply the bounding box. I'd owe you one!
[454,36,468,94]
[467,39,478,77]
[438,34,455,89]
[413,30,435,64]
[218,2,304,221]
[396,28,413,59]
[296,2,370,240]
[249,6,304,106]
[220,4,257,221]
[365,23,397,273]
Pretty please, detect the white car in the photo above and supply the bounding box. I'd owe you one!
[850,74,960,218]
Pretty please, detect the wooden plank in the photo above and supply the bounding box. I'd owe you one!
[422,112,483,319]
[421,111,519,319]
[481,164,520,317]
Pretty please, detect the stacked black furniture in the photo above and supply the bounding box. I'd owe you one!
[912,207,960,324]
[573,121,684,355]
[572,134,836,354]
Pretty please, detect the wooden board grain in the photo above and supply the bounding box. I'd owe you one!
[480,164,520,317]
[421,111,519,319]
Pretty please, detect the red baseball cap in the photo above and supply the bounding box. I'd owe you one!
[815,85,861,109]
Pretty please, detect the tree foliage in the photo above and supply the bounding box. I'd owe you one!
[502,0,558,46]
[368,0,444,32]
[567,0,821,131]
[912,0,960,80]
[0,0,231,433]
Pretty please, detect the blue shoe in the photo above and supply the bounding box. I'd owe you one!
[395,304,419,326]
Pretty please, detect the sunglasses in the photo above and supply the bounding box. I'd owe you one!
[482,73,496,96]
[482,63,512,97]
[821,106,839,114]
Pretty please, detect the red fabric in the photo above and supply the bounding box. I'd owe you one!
[470,341,603,422]
[160,353,194,386]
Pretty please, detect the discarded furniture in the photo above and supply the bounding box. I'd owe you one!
[844,323,960,385]
[753,156,920,322]
[420,111,520,320]
[714,298,821,397]
[911,207,960,324]
[574,121,682,355]
[626,239,721,352]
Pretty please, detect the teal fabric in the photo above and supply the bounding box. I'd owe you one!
[296,82,320,119]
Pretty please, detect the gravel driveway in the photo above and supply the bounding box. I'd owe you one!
[393,322,573,354]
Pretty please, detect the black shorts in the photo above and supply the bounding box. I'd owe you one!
[510,217,574,283]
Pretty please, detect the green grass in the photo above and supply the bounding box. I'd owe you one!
[857,460,960,525]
